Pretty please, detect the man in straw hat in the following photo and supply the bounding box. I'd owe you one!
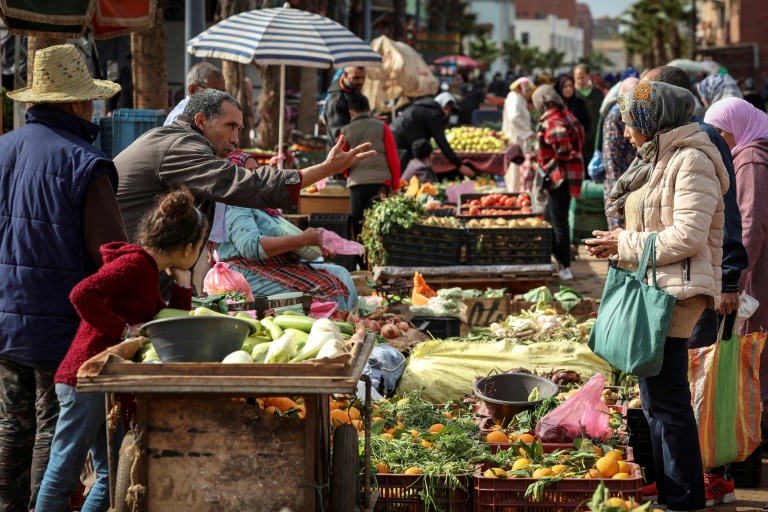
[0,44,128,510]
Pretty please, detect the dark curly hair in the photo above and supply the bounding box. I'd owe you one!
[135,187,207,253]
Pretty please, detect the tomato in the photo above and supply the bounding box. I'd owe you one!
[503,197,514,207]
[520,199,531,207]
[469,206,480,215]
[480,197,492,207]
[520,207,533,213]
[471,199,481,206]
[519,193,530,200]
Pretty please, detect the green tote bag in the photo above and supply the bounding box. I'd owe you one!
[588,233,676,377]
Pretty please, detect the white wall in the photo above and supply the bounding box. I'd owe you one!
[515,15,584,71]
[469,0,516,77]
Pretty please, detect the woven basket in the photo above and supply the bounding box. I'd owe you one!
[273,217,323,261]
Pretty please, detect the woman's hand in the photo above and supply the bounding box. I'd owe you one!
[302,227,324,247]
[127,323,144,338]
[166,267,192,288]
[585,229,622,259]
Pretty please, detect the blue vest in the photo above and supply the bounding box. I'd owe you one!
[0,106,117,369]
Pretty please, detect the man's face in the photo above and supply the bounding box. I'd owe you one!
[574,68,589,90]
[189,75,227,96]
[343,68,366,92]
[196,101,243,158]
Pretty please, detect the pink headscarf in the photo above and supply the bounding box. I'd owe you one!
[619,77,639,95]
[704,97,768,156]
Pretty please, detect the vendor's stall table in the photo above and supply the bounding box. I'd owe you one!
[375,264,556,295]
[77,335,375,512]
[299,190,350,215]
[431,144,522,176]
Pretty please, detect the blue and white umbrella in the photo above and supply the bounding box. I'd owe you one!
[187,3,382,166]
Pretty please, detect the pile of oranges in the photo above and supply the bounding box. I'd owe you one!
[256,396,305,418]
[482,447,633,480]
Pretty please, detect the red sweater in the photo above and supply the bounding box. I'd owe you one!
[56,242,192,386]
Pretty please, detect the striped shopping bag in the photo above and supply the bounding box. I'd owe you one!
[689,330,766,469]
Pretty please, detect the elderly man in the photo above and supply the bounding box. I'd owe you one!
[0,44,126,511]
[323,66,366,146]
[574,64,604,166]
[165,62,226,126]
[115,88,374,246]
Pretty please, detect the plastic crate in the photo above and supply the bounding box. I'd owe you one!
[626,408,655,484]
[373,473,472,511]
[92,116,113,158]
[474,465,643,512]
[309,213,352,239]
[457,192,535,219]
[729,442,763,488]
[413,317,462,339]
[382,224,465,267]
[465,227,552,265]
[112,108,166,156]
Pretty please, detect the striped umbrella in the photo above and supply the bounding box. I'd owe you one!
[187,3,381,167]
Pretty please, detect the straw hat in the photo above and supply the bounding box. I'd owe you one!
[7,44,120,103]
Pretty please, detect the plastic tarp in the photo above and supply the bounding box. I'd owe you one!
[363,35,439,113]
[395,340,613,403]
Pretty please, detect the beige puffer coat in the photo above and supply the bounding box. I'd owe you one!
[617,123,730,307]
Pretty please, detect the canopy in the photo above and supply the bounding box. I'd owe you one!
[433,55,482,71]
[0,0,157,39]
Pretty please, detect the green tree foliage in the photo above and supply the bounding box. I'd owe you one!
[578,52,615,73]
[620,0,689,69]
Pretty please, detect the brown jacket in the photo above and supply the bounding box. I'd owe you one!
[617,123,729,307]
[114,117,300,241]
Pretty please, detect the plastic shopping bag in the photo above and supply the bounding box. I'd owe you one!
[689,329,766,468]
[321,229,364,256]
[535,374,610,442]
[203,251,255,300]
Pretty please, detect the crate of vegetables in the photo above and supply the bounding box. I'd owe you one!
[458,192,535,218]
[382,224,465,267]
[465,220,552,265]
[373,473,472,511]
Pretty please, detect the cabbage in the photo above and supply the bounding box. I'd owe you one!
[265,332,297,363]
[221,350,253,364]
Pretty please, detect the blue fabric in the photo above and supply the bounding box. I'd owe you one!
[639,338,705,510]
[0,106,117,369]
[164,96,189,126]
[36,384,124,512]
[694,116,748,292]
[363,346,407,397]
[587,149,605,182]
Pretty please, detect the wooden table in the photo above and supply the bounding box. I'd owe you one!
[299,190,350,215]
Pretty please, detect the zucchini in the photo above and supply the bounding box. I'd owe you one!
[261,317,284,340]
[333,321,355,336]
[273,315,316,333]
[234,312,262,336]
[154,308,191,320]
[283,328,309,349]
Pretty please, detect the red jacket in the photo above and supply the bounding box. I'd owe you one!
[537,106,585,198]
[55,242,191,386]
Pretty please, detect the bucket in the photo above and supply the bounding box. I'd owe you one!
[140,316,252,363]
[473,373,559,427]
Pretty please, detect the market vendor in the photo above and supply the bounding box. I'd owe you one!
[115,89,375,243]
[216,207,358,310]
[390,91,474,178]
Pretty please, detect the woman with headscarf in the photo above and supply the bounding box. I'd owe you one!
[696,73,744,109]
[532,85,585,280]
[587,82,730,511]
[601,77,639,230]
[554,75,591,135]
[502,77,534,191]
[704,97,768,411]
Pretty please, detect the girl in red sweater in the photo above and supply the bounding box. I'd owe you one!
[36,188,207,512]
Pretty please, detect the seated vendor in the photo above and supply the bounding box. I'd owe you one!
[401,138,437,184]
[215,207,359,310]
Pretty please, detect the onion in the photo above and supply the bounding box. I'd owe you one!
[396,321,409,332]
[380,324,401,339]
[366,320,381,333]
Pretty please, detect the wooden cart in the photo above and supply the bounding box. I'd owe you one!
[77,335,375,512]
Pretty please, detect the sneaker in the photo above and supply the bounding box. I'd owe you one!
[704,473,735,506]
[642,482,659,502]
[559,268,573,280]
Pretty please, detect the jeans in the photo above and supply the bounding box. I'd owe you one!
[0,359,58,512]
[35,385,124,512]
[544,181,571,268]
[639,337,705,510]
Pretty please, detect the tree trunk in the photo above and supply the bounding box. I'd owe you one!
[131,4,168,110]
[222,60,254,148]
[298,67,318,135]
[256,65,282,150]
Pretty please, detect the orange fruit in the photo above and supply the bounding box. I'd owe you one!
[264,397,296,412]
[532,468,554,478]
[351,419,364,431]
[428,423,445,434]
[403,466,422,475]
[583,469,601,479]
[486,431,509,443]
[551,464,568,475]
[265,406,278,414]
[517,433,535,444]
[380,433,394,441]
[617,461,631,474]
[595,456,620,478]
[396,398,409,406]
[607,497,629,511]
[373,416,383,423]
[594,446,603,456]
[347,407,361,421]
[511,458,531,470]
[408,429,420,437]
[443,412,453,419]
[483,467,508,478]
[605,449,624,462]
[421,440,434,448]
[612,473,631,479]
[330,408,350,425]
[376,461,390,473]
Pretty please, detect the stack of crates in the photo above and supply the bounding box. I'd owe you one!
[91,116,113,158]
[111,109,166,157]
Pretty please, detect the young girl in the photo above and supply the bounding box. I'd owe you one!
[36,188,207,512]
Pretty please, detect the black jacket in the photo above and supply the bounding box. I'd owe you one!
[390,97,462,168]
[562,95,591,135]
[323,79,355,145]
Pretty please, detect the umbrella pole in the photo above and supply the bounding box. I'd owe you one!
[278,64,286,170]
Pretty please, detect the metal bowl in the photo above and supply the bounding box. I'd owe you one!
[140,316,253,363]
[473,373,560,427]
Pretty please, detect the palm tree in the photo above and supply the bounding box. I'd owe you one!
[504,40,543,75]
[620,0,689,69]
[469,39,504,68]
[578,52,615,73]
[541,48,567,76]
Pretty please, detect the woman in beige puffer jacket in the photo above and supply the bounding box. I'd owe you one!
[587,82,729,511]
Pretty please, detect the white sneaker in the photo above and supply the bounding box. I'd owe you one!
[559,268,573,280]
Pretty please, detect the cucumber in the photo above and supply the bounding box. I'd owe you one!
[234,312,262,336]
[261,317,284,340]
[273,315,316,333]
[283,328,309,349]
[333,321,355,336]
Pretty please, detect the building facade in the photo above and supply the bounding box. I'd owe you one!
[574,3,593,56]
[469,0,516,76]
[515,15,584,70]
[514,0,575,24]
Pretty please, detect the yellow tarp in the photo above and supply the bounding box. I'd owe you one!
[396,340,613,403]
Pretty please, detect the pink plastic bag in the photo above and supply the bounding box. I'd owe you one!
[535,374,609,442]
[320,229,363,256]
[203,251,255,300]
[309,301,338,319]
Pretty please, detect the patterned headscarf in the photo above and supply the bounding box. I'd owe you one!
[704,97,768,157]
[607,82,696,218]
[696,73,743,106]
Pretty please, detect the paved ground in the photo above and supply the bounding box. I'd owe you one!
[564,246,768,512]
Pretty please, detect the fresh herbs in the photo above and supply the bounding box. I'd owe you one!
[360,195,424,268]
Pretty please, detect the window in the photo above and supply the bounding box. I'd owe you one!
[521,32,530,45]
